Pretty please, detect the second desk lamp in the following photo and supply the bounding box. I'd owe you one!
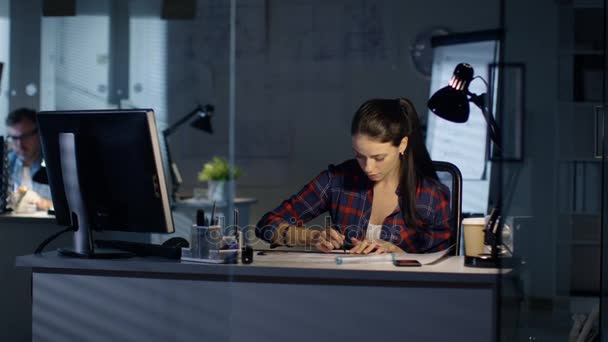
[162,104,214,203]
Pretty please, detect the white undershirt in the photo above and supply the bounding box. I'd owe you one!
[366,223,382,241]
[20,166,33,190]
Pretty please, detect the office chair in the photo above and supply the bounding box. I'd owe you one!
[432,161,463,255]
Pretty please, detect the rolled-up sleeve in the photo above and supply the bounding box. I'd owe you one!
[255,168,334,244]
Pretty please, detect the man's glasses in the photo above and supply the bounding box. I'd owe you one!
[6,128,39,143]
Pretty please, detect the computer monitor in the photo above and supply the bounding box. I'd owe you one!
[37,109,174,257]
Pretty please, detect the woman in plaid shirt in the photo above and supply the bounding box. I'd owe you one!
[256,98,450,254]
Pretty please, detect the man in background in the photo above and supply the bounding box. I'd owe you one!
[5,107,52,211]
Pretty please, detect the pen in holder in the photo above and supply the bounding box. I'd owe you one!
[234,208,253,264]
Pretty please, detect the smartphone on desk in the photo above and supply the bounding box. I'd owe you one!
[393,259,421,267]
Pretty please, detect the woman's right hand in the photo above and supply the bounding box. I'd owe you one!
[311,228,345,253]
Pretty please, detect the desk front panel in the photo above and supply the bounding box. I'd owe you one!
[32,271,494,342]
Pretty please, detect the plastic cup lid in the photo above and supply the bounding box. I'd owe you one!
[462,217,486,225]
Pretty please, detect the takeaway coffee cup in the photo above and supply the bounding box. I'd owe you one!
[463,217,486,257]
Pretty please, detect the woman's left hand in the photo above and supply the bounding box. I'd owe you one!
[349,237,404,254]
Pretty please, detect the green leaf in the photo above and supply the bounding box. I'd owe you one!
[197,156,243,181]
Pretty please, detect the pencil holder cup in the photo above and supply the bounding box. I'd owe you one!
[187,224,223,260]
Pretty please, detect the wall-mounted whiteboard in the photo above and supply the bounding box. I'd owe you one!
[426,30,500,214]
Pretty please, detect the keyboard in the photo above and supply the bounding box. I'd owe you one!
[95,240,182,259]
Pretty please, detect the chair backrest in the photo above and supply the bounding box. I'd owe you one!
[432,161,463,255]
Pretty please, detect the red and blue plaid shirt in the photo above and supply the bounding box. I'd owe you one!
[256,159,451,253]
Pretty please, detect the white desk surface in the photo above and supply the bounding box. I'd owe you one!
[0,210,55,223]
[17,252,509,284]
[254,251,508,274]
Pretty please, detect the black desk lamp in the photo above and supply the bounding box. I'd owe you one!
[162,104,214,202]
[428,63,502,153]
[428,63,515,268]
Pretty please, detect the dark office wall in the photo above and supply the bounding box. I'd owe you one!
[164,0,501,228]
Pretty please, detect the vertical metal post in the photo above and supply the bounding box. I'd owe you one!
[228,0,236,228]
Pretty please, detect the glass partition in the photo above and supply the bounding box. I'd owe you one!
[499,0,607,340]
[0,1,9,136]
[11,0,608,341]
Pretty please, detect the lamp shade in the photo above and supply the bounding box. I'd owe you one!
[427,63,474,123]
[189,105,214,134]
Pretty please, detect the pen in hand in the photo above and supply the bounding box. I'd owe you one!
[325,216,346,253]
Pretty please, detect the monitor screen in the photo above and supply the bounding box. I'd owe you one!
[37,109,174,256]
[425,30,501,215]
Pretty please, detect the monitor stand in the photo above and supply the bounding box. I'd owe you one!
[58,133,132,259]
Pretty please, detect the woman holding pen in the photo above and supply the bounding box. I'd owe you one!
[255,98,450,254]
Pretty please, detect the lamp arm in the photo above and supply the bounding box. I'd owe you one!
[469,92,502,152]
[162,104,204,137]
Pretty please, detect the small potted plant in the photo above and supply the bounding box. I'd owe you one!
[197,156,242,202]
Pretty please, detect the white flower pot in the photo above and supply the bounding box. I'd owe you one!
[207,180,226,202]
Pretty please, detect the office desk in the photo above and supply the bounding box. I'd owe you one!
[0,213,160,342]
[17,253,511,342]
[0,212,64,342]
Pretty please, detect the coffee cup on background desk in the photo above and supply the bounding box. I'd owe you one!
[463,217,487,257]
[12,187,38,213]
